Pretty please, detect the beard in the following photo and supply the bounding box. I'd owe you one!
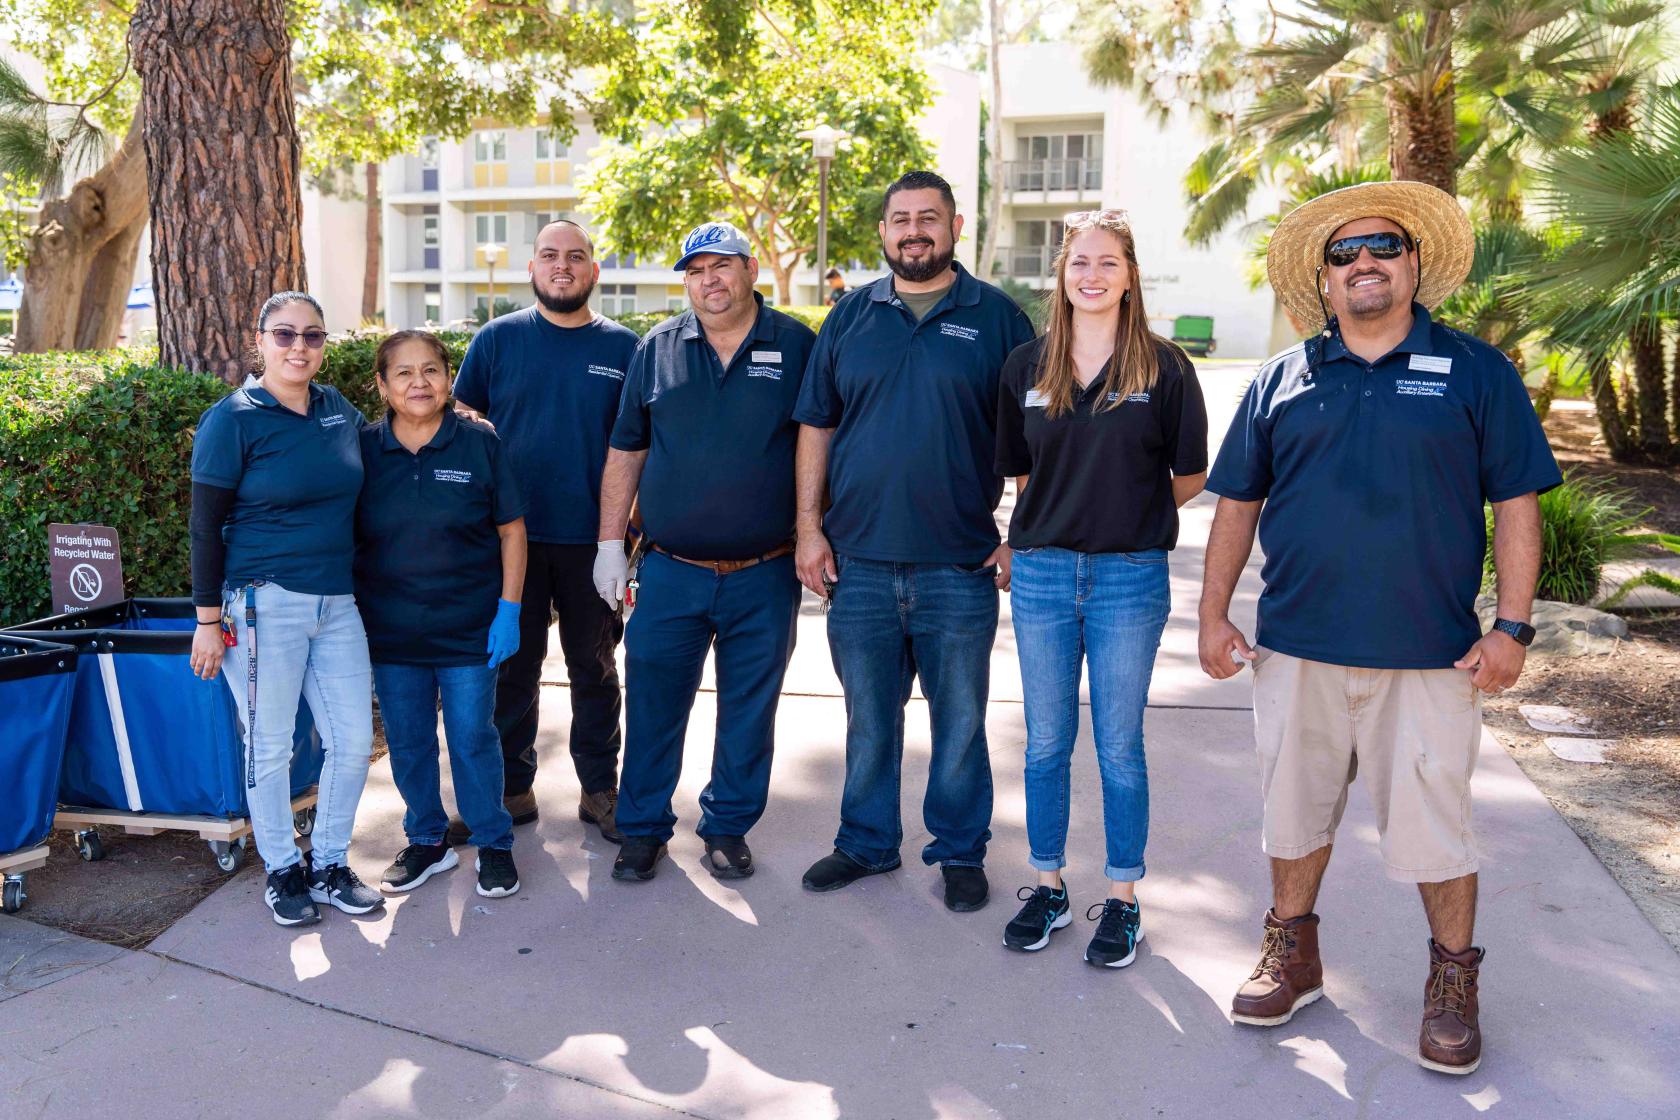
[1343,273,1395,319]
[884,233,955,284]
[531,272,594,314]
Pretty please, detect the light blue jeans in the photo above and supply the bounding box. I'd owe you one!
[1010,546,1170,882]
[221,583,373,873]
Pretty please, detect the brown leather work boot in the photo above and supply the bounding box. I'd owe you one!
[578,787,623,844]
[1231,909,1324,1026]
[445,790,539,847]
[1419,939,1484,1075]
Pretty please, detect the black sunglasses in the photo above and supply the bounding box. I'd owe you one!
[262,326,329,350]
[1324,231,1412,267]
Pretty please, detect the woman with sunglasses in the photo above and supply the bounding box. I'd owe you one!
[994,211,1208,967]
[189,291,385,927]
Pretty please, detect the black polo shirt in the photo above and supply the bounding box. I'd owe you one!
[1207,304,1562,669]
[609,294,816,560]
[997,336,1208,553]
[354,410,527,666]
[191,377,364,596]
[792,263,1036,564]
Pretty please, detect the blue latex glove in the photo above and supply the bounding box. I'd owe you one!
[487,598,521,668]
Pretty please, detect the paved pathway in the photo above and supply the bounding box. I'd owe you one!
[4,361,1679,1119]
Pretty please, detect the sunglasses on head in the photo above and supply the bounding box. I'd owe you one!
[262,326,329,350]
[1323,230,1413,267]
[1064,208,1131,227]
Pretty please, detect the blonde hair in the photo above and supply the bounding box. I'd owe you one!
[1034,213,1162,419]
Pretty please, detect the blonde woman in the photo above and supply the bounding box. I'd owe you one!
[994,211,1208,967]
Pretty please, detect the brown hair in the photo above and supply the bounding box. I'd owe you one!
[1034,214,1162,419]
[374,330,452,379]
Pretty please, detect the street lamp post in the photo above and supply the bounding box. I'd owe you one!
[482,242,504,320]
[798,124,849,302]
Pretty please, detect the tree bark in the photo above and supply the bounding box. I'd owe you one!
[1589,356,1634,460]
[132,0,306,382]
[1628,318,1670,451]
[14,112,149,353]
[977,0,1004,283]
[1387,12,1456,195]
[361,160,380,323]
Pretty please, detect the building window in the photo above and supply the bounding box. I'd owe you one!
[423,284,441,324]
[474,212,509,247]
[422,210,440,270]
[601,250,637,269]
[1009,219,1066,278]
[535,130,569,160]
[529,210,577,241]
[420,136,439,191]
[600,284,637,317]
[1010,131,1103,191]
[473,130,508,187]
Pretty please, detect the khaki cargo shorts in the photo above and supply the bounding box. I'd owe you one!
[1251,647,1482,883]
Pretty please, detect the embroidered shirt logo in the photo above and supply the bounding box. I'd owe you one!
[1395,379,1448,398]
[588,364,626,381]
[939,323,979,342]
[319,413,347,428]
[745,364,782,380]
[1107,392,1151,404]
[433,469,472,483]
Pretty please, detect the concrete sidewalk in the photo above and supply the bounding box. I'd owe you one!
[4,362,1679,1118]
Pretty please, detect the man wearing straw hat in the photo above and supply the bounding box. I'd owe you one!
[1197,181,1561,1075]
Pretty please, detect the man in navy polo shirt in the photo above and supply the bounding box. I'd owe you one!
[452,219,639,845]
[593,221,816,883]
[1198,182,1561,1076]
[793,170,1036,913]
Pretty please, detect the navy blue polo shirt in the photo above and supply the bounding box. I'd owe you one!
[191,377,365,596]
[610,295,816,560]
[354,410,526,665]
[792,263,1036,564]
[1207,305,1562,669]
[452,307,638,545]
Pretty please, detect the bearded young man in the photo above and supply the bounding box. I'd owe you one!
[1198,182,1561,1075]
[451,219,639,847]
[792,170,1036,913]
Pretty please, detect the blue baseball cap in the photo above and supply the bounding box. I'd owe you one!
[674,221,753,271]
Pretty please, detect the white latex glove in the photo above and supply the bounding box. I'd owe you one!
[594,540,628,607]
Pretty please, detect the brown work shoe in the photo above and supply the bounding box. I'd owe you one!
[1419,939,1484,1075]
[444,790,539,847]
[578,788,624,844]
[1231,909,1324,1026]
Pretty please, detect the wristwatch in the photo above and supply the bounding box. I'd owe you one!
[1492,618,1536,647]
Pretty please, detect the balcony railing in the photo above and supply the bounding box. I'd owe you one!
[1003,158,1101,194]
[1004,245,1053,279]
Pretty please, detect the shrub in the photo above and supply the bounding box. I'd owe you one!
[1482,472,1650,605]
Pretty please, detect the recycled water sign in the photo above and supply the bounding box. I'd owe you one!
[48,523,124,614]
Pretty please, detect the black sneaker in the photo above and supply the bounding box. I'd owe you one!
[1003,885,1072,951]
[612,838,667,881]
[702,835,754,879]
[476,848,520,897]
[380,843,458,894]
[1085,898,1144,968]
[942,864,989,912]
[307,861,386,915]
[802,849,897,893]
[264,864,321,927]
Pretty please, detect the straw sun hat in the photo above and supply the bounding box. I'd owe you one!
[1266,180,1474,335]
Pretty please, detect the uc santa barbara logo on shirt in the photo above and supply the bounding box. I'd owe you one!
[433,469,472,484]
[588,364,626,381]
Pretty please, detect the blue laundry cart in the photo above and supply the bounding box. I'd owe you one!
[3,598,324,872]
[0,635,78,913]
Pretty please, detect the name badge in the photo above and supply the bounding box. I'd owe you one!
[1023,389,1047,408]
[1408,354,1452,374]
[751,351,781,363]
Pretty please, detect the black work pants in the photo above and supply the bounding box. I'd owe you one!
[494,541,623,796]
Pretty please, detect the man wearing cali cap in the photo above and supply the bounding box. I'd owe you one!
[594,221,816,882]
[1198,181,1560,1074]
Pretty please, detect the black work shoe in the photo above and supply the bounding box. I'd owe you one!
[612,838,667,881]
[942,865,989,912]
[1085,898,1144,968]
[702,835,754,879]
[446,790,540,847]
[579,788,624,844]
[307,861,386,915]
[475,848,521,897]
[265,864,321,927]
[380,843,459,894]
[1003,885,1071,951]
[802,848,898,893]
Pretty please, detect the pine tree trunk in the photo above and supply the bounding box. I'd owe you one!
[977,0,1004,283]
[1387,12,1456,195]
[361,161,381,323]
[131,0,306,382]
[14,113,149,353]
[1628,318,1669,451]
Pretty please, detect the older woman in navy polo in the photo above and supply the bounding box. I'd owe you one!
[354,331,528,900]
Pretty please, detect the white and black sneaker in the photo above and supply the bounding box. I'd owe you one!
[476,848,520,898]
[1003,885,1072,951]
[380,843,459,894]
[265,863,321,927]
[1085,898,1144,968]
[307,860,386,915]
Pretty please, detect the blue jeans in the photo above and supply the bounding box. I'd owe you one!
[220,584,373,873]
[1010,547,1170,882]
[618,551,800,842]
[827,555,998,869]
[372,661,513,850]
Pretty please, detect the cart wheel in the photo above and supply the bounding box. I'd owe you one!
[76,830,105,862]
[2,877,24,914]
[293,807,317,836]
[211,840,243,873]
